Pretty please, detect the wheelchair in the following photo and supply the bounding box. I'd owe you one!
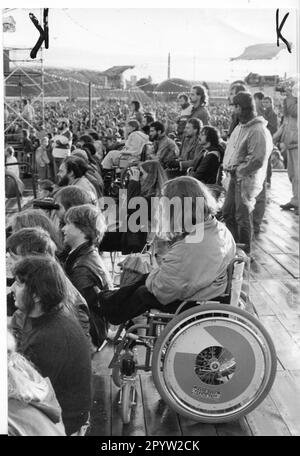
[104,143,155,198]
[108,249,277,425]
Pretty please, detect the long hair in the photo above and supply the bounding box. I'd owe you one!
[157,176,218,242]
[8,331,49,403]
[201,125,221,148]
[232,92,256,123]
[11,209,62,251]
[12,256,67,315]
[192,85,209,106]
[140,160,167,197]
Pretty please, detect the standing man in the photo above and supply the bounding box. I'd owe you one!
[262,96,278,187]
[278,84,298,215]
[189,85,211,125]
[22,98,35,125]
[52,118,73,178]
[176,92,193,139]
[227,82,248,137]
[253,92,265,117]
[222,92,273,255]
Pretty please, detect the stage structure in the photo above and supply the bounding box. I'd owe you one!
[4,46,45,135]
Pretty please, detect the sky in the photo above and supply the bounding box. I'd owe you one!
[2,6,298,82]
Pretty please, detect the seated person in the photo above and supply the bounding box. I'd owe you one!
[9,256,92,435]
[8,330,66,436]
[6,227,92,351]
[188,125,224,184]
[99,176,236,324]
[166,118,202,173]
[101,120,149,170]
[62,204,113,348]
[149,121,179,169]
[100,160,167,254]
[57,156,98,202]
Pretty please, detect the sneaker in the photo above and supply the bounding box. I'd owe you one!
[280,202,297,210]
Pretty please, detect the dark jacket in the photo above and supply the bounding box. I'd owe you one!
[189,105,210,125]
[179,135,199,171]
[64,242,113,347]
[99,181,154,255]
[10,306,92,435]
[228,112,239,137]
[7,275,92,351]
[153,134,178,168]
[190,144,223,184]
[264,107,278,136]
[121,180,154,254]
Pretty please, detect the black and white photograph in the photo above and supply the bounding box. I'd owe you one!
[1,0,299,441]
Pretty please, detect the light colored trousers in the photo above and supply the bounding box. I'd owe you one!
[287,146,299,207]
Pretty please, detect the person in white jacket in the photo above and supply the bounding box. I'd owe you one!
[101,120,149,170]
[222,92,273,255]
[99,176,236,324]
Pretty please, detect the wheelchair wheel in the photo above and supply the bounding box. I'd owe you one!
[121,382,136,424]
[152,303,277,423]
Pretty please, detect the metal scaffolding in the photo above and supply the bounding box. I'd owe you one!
[4,46,45,134]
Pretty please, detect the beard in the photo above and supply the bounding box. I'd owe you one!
[150,133,158,142]
[58,175,70,187]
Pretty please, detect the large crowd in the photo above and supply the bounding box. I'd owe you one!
[5,80,298,436]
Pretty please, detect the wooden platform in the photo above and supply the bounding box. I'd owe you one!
[88,172,299,436]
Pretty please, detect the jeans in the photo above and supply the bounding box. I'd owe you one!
[222,175,253,254]
[253,181,266,235]
[99,276,182,325]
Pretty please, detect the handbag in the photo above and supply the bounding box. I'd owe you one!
[118,243,154,287]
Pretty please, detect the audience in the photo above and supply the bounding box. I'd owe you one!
[9,256,92,435]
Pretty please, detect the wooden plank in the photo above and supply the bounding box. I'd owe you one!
[256,233,290,255]
[111,375,146,436]
[282,279,300,301]
[258,280,299,315]
[250,257,272,280]
[245,395,291,436]
[140,373,182,436]
[260,316,300,371]
[259,222,299,254]
[251,245,291,278]
[92,344,114,376]
[271,254,299,279]
[215,418,252,436]
[276,312,300,348]
[249,281,276,317]
[88,374,111,436]
[270,371,300,436]
[178,417,218,437]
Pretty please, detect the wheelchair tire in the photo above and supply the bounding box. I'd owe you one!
[121,382,135,424]
[152,303,277,423]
